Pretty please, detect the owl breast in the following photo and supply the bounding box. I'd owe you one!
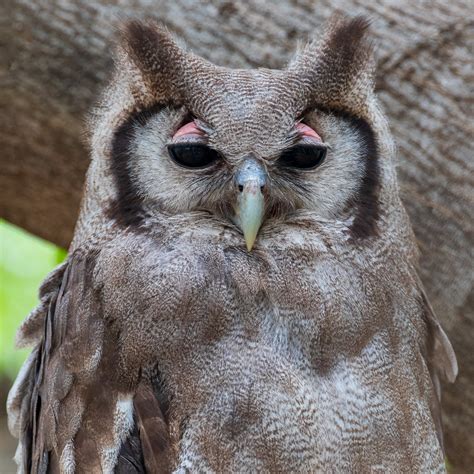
[94,223,440,471]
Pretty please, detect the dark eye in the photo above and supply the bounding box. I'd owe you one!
[278,144,327,170]
[167,143,220,168]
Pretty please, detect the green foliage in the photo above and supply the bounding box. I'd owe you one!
[0,220,67,380]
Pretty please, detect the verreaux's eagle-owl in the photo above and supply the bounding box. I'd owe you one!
[7,15,457,473]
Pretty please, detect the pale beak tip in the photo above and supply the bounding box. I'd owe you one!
[243,226,259,251]
[245,237,256,252]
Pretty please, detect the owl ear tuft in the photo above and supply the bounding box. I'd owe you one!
[290,15,375,115]
[117,20,187,104]
[322,15,373,65]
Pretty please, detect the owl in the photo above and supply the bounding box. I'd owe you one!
[7,15,457,473]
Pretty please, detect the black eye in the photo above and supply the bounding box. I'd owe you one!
[167,143,220,168]
[278,144,327,170]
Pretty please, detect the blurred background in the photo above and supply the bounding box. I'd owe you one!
[1,0,472,472]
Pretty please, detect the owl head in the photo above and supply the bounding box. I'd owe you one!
[84,16,398,252]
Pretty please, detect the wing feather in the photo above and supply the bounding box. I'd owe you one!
[418,281,458,453]
[134,381,171,474]
[8,252,104,472]
[8,248,172,472]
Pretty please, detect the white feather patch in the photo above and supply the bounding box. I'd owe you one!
[14,440,25,474]
[99,394,135,473]
[59,441,75,474]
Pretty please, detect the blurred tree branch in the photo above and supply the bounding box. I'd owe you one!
[0,1,472,471]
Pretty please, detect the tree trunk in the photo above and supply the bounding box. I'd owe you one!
[1,1,472,470]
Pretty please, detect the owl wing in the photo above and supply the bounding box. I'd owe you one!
[7,250,170,473]
[418,281,458,452]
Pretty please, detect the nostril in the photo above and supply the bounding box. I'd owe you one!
[260,185,265,193]
[238,184,244,192]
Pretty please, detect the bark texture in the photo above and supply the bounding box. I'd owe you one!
[1,0,472,471]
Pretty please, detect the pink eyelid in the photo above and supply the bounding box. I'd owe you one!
[173,120,205,139]
[295,123,322,141]
[173,120,322,141]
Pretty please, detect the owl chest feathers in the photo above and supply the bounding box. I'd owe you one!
[97,223,404,370]
[88,221,442,470]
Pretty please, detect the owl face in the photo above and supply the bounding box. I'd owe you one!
[102,17,382,250]
[122,99,374,248]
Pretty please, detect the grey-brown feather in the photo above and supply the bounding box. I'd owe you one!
[134,381,171,473]
[8,15,457,473]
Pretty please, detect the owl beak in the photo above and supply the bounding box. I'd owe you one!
[234,159,267,251]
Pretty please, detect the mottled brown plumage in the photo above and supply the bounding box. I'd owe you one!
[8,16,457,472]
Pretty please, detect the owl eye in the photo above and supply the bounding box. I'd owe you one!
[278,144,327,170]
[167,143,220,169]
